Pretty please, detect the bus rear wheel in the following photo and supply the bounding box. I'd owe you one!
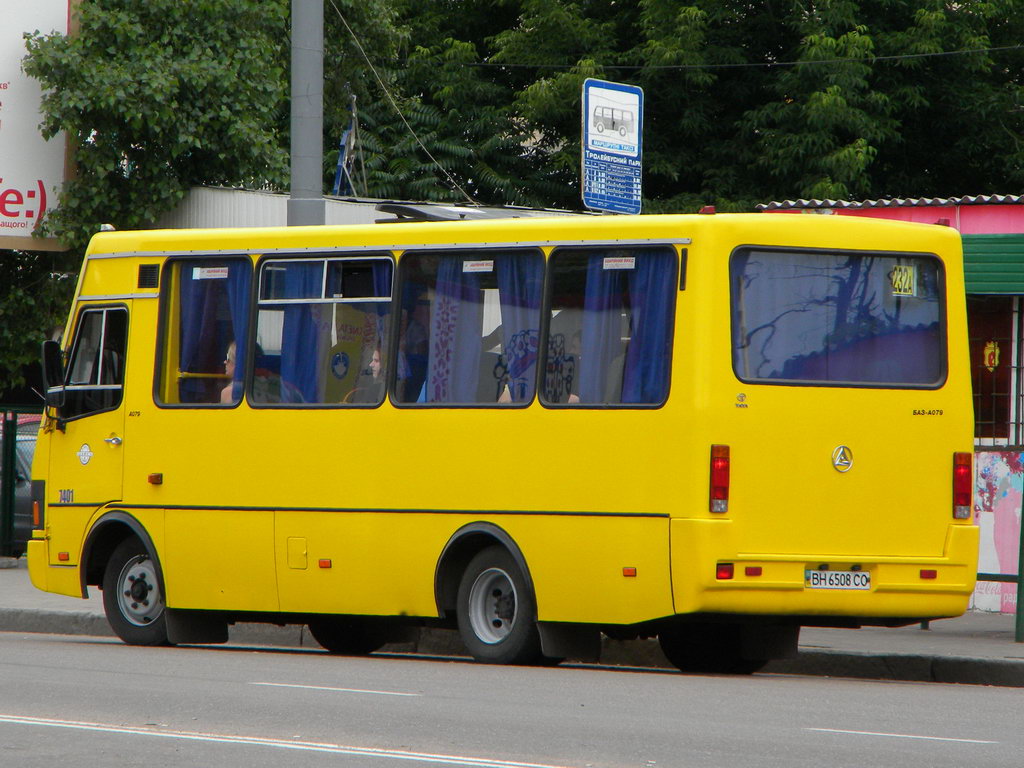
[308,617,389,655]
[102,536,169,646]
[456,546,545,665]
[658,623,767,675]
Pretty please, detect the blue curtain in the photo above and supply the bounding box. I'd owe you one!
[397,283,429,402]
[496,253,543,402]
[371,261,393,350]
[223,265,252,402]
[580,250,675,404]
[178,269,211,403]
[372,261,393,300]
[177,260,250,403]
[621,253,674,403]
[426,256,483,403]
[580,257,625,403]
[280,262,324,403]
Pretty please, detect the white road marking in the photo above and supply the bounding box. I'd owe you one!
[252,681,420,697]
[809,728,997,744]
[0,714,575,768]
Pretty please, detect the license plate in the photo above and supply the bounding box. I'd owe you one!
[805,569,871,590]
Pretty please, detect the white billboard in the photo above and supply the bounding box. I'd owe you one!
[1,1,70,250]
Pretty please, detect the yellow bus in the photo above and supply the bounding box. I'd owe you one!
[28,212,978,673]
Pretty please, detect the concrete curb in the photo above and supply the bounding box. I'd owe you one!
[4,609,1023,686]
[763,651,1024,687]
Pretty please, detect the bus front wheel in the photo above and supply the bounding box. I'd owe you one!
[456,546,544,665]
[101,536,169,646]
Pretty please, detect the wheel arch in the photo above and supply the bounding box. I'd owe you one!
[81,510,163,596]
[433,522,536,621]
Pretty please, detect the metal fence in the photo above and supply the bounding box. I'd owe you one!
[0,407,43,557]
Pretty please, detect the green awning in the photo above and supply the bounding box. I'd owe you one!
[963,234,1024,294]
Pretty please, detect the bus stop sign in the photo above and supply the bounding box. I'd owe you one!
[582,79,643,215]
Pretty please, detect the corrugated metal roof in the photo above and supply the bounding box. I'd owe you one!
[757,194,1024,211]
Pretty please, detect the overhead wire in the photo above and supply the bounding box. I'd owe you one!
[327,0,477,205]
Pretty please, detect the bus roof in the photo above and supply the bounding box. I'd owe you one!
[83,212,961,260]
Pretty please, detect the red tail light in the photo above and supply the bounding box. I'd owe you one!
[710,444,730,512]
[953,452,972,519]
[716,563,734,580]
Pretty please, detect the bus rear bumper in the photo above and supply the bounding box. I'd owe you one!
[26,539,85,598]
[670,519,979,620]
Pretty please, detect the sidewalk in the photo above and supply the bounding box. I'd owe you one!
[2,556,1022,685]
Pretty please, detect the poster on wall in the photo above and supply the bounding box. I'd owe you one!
[0,0,70,251]
[973,450,1023,613]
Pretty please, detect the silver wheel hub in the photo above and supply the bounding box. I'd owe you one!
[116,555,163,627]
[467,567,517,644]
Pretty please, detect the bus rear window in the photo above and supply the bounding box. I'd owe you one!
[731,248,946,387]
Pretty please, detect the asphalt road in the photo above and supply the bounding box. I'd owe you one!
[1,632,1021,768]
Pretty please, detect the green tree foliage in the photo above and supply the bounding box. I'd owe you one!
[8,0,1022,388]
[340,0,573,205]
[0,251,76,397]
[23,0,292,252]
[400,0,1024,209]
[24,0,1024,234]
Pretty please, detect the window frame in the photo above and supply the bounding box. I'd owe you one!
[391,246,547,409]
[538,244,679,410]
[729,245,949,390]
[61,304,129,422]
[153,255,255,409]
[249,252,396,409]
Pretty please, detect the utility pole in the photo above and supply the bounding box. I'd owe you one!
[288,0,325,226]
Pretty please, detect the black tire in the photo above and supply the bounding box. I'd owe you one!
[308,617,389,655]
[658,623,766,675]
[101,537,170,646]
[456,546,544,665]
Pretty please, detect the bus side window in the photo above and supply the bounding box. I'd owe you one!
[157,259,252,406]
[63,307,128,421]
[542,247,676,406]
[394,249,543,405]
[252,257,393,406]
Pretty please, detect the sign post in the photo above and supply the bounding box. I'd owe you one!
[581,78,643,215]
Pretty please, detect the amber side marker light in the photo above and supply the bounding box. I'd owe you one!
[318,559,332,569]
[622,567,637,578]
[32,501,41,527]
[57,552,69,562]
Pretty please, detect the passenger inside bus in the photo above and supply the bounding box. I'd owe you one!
[347,346,386,404]
[220,341,236,404]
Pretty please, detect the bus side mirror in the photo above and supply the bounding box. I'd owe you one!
[41,339,66,409]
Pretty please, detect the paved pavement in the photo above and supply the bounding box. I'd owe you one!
[2,555,1023,685]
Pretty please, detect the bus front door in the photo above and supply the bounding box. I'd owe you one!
[46,306,129,566]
